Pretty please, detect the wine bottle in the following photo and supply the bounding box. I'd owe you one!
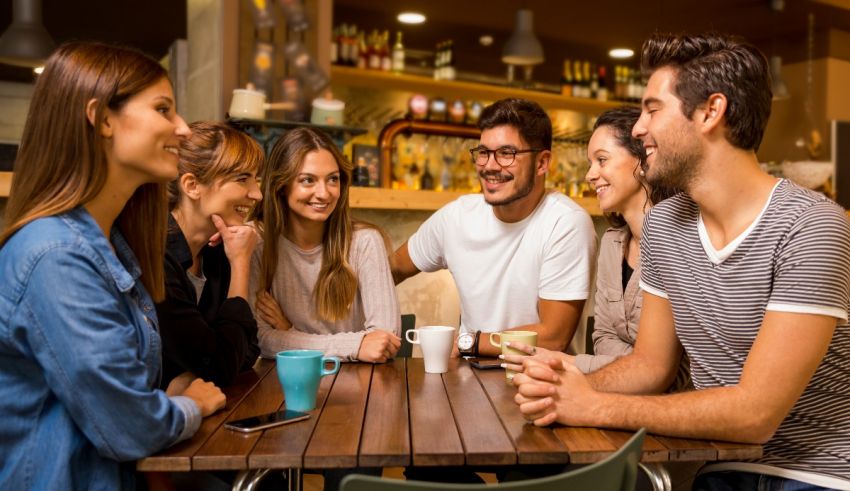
[392,31,405,73]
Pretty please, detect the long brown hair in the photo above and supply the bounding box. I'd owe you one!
[0,41,171,301]
[168,121,264,211]
[592,106,678,228]
[257,127,372,321]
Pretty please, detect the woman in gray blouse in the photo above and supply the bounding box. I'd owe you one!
[504,106,688,391]
[249,127,401,363]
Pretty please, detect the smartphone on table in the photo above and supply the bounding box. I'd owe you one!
[224,409,310,433]
[466,357,502,369]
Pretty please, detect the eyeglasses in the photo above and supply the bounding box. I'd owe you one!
[469,146,543,168]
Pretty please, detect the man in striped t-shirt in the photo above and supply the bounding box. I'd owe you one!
[512,32,850,489]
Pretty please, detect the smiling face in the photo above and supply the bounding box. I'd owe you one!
[104,77,190,185]
[285,148,341,226]
[476,125,544,208]
[632,66,703,191]
[198,170,262,226]
[585,126,646,216]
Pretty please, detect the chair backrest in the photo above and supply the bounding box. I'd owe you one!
[341,428,645,491]
[397,314,416,358]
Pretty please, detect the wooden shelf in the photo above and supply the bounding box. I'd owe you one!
[0,172,11,198]
[0,173,601,216]
[349,187,602,216]
[331,65,629,115]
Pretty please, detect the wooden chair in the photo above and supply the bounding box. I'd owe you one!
[341,428,645,491]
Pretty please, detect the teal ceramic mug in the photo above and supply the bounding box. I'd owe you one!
[276,350,340,411]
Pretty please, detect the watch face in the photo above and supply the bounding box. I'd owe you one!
[457,333,474,351]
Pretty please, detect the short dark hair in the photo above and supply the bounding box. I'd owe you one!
[640,32,772,151]
[478,98,552,151]
[593,106,678,228]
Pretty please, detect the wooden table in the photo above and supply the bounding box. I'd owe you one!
[138,358,762,490]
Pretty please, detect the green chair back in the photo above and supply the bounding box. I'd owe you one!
[341,428,645,491]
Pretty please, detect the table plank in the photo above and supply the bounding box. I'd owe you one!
[136,359,274,472]
[443,361,516,466]
[407,358,465,466]
[304,363,374,468]
[474,366,569,465]
[654,436,718,461]
[711,441,764,460]
[248,368,337,469]
[554,427,618,464]
[192,362,284,470]
[600,429,670,463]
[359,359,411,467]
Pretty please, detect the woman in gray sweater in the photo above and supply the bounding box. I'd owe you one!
[249,127,401,363]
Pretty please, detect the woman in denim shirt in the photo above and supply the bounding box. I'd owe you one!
[0,42,225,489]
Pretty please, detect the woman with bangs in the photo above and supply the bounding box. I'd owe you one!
[156,121,263,391]
[250,127,401,365]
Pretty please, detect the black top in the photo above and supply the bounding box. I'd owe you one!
[621,257,634,292]
[156,215,260,389]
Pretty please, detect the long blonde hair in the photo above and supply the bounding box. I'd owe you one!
[0,42,171,301]
[257,127,370,321]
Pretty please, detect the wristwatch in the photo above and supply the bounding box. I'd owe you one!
[457,330,480,357]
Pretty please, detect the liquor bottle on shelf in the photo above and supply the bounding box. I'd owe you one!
[347,25,359,66]
[380,31,392,71]
[444,40,456,80]
[392,31,405,73]
[356,31,367,69]
[589,62,599,99]
[420,159,435,190]
[433,41,444,80]
[406,161,421,190]
[572,60,583,98]
[582,61,592,99]
[330,26,339,65]
[561,59,573,97]
[368,31,381,70]
[596,65,608,101]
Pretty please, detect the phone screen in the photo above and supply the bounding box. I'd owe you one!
[224,409,310,433]
[467,357,502,369]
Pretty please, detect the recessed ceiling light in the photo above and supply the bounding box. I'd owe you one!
[479,35,494,47]
[609,48,635,59]
[33,65,44,75]
[397,12,426,24]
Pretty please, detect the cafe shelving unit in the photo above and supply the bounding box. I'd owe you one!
[330,65,627,115]
[349,186,601,214]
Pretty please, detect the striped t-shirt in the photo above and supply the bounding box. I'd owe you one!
[640,179,850,484]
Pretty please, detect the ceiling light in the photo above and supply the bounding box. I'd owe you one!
[33,65,43,74]
[397,12,426,24]
[0,0,55,68]
[502,9,543,66]
[608,48,634,59]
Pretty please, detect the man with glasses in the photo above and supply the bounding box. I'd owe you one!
[392,98,596,358]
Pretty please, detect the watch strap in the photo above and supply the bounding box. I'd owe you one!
[472,330,481,357]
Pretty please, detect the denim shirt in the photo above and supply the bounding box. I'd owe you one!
[0,207,201,490]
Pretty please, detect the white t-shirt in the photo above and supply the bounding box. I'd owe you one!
[408,191,596,333]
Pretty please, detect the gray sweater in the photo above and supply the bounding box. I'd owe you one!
[249,228,400,361]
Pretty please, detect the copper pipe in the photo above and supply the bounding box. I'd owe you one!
[378,119,481,188]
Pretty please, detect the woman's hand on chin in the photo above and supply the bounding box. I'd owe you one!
[211,214,259,265]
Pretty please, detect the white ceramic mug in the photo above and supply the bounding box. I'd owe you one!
[229,88,296,120]
[229,88,267,119]
[405,326,456,374]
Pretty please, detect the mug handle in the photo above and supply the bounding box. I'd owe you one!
[405,329,420,345]
[321,356,341,376]
[489,332,501,348]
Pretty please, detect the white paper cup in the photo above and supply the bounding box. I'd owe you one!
[406,326,455,374]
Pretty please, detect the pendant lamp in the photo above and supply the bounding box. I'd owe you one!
[0,0,55,68]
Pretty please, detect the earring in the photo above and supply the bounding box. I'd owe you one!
[639,169,646,177]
